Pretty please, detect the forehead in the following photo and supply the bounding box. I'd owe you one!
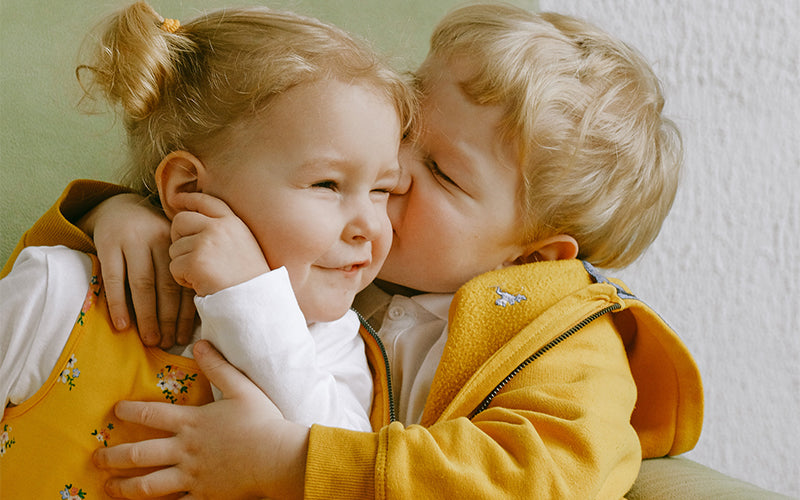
[419,59,516,167]
[208,79,402,176]
[250,80,398,139]
[417,56,500,135]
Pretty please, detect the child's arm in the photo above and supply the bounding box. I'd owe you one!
[198,276,373,430]
[305,318,642,499]
[85,192,198,348]
[0,180,193,348]
[93,319,641,498]
[1,180,127,278]
[95,340,308,500]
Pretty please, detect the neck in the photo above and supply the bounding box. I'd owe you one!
[373,279,427,297]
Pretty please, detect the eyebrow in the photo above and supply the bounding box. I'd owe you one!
[294,156,401,182]
[291,157,355,176]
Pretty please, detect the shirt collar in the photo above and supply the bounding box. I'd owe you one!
[410,293,452,321]
[354,283,453,329]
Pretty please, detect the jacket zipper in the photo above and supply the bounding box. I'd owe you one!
[469,303,622,419]
[353,308,397,423]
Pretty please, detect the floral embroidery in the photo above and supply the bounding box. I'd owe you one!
[58,354,80,390]
[91,423,114,447]
[0,424,14,457]
[157,365,197,404]
[76,274,101,326]
[60,484,87,499]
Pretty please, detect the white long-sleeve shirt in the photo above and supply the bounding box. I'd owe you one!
[194,268,372,430]
[0,246,372,431]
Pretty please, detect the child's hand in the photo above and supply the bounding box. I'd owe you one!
[80,193,196,348]
[168,192,269,297]
[93,340,308,499]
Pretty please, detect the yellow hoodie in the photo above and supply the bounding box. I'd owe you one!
[2,180,703,499]
[308,260,702,499]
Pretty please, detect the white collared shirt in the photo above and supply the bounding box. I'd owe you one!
[355,285,453,425]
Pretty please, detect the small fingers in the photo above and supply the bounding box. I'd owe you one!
[172,192,233,219]
[93,436,177,470]
[94,400,199,497]
[170,210,208,243]
[193,341,274,407]
[127,257,161,347]
[175,287,197,345]
[99,248,133,331]
[103,465,188,499]
[114,400,192,433]
[152,243,181,349]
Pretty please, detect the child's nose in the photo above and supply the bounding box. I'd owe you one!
[344,201,384,242]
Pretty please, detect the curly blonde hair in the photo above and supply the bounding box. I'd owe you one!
[78,1,416,204]
[425,4,682,269]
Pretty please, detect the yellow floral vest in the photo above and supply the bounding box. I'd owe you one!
[0,255,213,499]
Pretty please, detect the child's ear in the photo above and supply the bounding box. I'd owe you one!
[513,234,579,265]
[155,151,207,219]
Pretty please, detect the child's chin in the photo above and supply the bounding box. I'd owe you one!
[303,299,355,324]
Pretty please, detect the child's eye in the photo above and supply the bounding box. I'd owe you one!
[369,183,395,200]
[426,160,457,187]
[372,179,399,195]
[312,180,338,190]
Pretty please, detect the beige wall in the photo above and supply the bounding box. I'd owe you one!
[0,0,536,262]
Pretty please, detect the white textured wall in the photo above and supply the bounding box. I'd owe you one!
[538,0,800,496]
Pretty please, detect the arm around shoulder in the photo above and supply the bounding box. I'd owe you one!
[1,180,129,278]
[304,316,642,499]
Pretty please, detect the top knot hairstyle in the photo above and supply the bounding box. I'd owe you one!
[424,4,682,269]
[77,1,416,203]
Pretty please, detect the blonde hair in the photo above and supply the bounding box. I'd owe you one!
[425,3,682,269]
[78,1,416,203]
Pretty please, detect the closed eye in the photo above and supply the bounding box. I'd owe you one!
[426,159,457,187]
[370,180,397,200]
[372,179,399,195]
[312,180,338,191]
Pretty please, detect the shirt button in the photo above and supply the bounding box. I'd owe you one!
[388,306,405,320]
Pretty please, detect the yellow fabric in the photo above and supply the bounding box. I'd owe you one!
[0,179,129,279]
[310,261,703,499]
[6,181,703,499]
[0,255,213,499]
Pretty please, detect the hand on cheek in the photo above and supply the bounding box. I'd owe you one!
[93,340,309,499]
[168,192,269,297]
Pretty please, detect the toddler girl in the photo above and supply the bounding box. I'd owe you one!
[0,2,414,496]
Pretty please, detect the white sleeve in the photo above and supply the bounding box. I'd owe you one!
[194,267,372,431]
[0,246,91,414]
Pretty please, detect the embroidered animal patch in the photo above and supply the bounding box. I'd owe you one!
[494,287,527,307]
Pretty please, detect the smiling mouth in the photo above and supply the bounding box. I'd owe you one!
[338,261,369,272]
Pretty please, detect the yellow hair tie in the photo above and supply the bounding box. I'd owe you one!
[161,18,180,33]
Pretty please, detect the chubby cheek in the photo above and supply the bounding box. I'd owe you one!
[380,210,465,290]
[253,207,331,269]
[375,214,394,259]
